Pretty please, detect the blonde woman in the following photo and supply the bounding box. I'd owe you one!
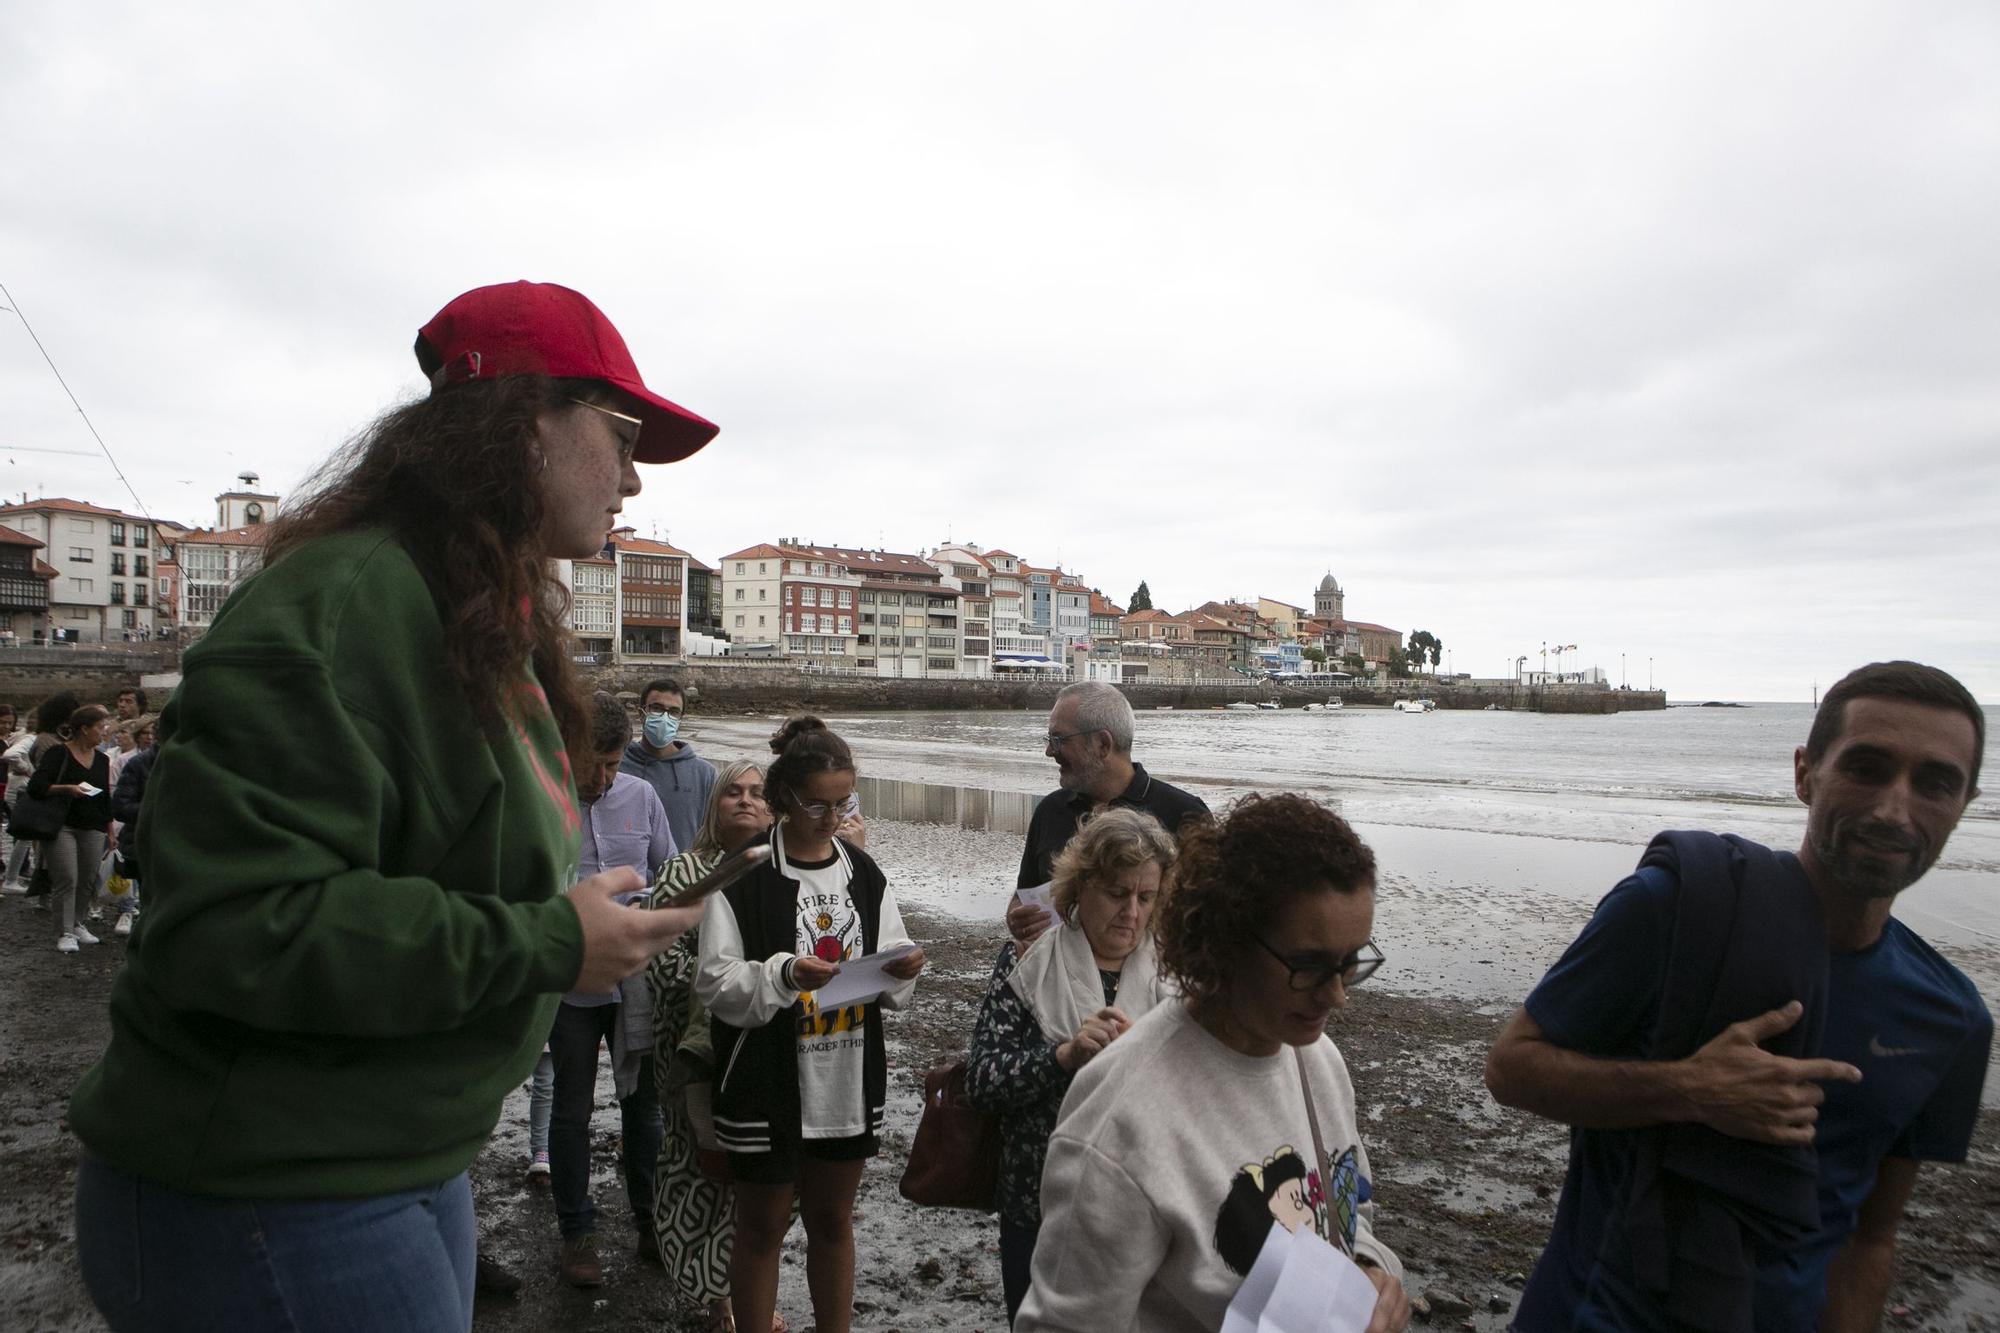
[645,761,784,1332]
[966,808,1179,1324]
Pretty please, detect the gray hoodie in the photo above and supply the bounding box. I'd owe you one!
[619,738,717,852]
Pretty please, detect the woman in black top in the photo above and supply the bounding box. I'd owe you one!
[28,703,114,952]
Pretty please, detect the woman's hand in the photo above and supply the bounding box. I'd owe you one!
[882,945,925,981]
[791,955,840,991]
[571,867,703,993]
[53,783,89,798]
[1361,1261,1410,1332]
[1006,894,1053,947]
[835,811,867,847]
[1055,1006,1131,1072]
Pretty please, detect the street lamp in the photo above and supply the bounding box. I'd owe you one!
[1648,657,1654,691]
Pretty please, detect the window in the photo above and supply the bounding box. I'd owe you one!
[859,591,875,605]
[110,584,125,605]
[904,635,920,647]
[111,554,126,575]
[758,562,767,574]
[123,610,139,629]
[812,562,824,576]
[135,555,148,577]
[837,590,852,608]
[735,562,745,575]
[110,522,126,545]
[929,657,956,671]
[801,587,817,607]
[133,527,147,548]
[757,615,766,627]
[134,584,148,606]
[70,546,93,562]
[839,617,852,634]
[735,614,745,628]
[758,588,767,601]
[827,639,845,655]
[735,587,744,601]
[71,577,94,594]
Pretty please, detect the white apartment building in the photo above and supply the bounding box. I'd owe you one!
[0,498,164,641]
[718,543,789,653]
[560,555,617,659]
[927,544,994,677]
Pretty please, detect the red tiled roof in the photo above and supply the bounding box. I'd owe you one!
[32,558,59,579]
[0,524,44,549]
[983,549,1019,559]
[1121,609,1182,624]
[0,497,141,520]
[1088,592,1124,616]
[721,543,787,561]
[612,535,694,558]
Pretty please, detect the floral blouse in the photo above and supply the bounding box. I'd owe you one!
[964,941,1120,1228]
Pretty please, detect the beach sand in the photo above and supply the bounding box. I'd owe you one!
[2,862,1994,1330]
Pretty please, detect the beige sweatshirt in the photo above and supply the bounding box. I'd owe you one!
[1017,1000,1402,1333]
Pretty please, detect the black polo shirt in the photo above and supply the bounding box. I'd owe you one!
[1014,762,1211,890]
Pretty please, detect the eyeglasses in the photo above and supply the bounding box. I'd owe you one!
[1044,727,1104,750]
[642,702,685,718]
[1252,936,1384,992]
[567,397,642,465]
[790,792,861,821]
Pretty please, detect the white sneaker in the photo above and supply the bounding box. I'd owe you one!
[56,933,80,954]
[0,880,28,896]
[71,924,102,945]
[114,914,134,938]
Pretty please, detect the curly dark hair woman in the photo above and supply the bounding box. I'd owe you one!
[69,281,719,1333]
[1018,793,1409,1332]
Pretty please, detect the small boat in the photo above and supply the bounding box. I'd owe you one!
[1393,698,1435,713]
[1225,700,1259,712]
[1255,700,1280,710]
[1302,698,1345,713]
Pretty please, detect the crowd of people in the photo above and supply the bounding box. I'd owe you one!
[14,280,1987,1333]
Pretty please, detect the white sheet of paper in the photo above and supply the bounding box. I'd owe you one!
[1017,881,1056,921]
[810,942,919,1010]
[1255,1224,1378,1333]
[1221,1222,1291,1333]
[77,783,102,797]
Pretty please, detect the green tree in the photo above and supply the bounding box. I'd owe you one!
[1342,652,1366,674]
[1129,580,1153,612]
[1406,630,1442,674]
[1302,646,1327,666]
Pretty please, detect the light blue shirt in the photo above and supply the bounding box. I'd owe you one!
[562,772,677,1007]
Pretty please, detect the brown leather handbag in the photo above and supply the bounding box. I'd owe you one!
[898,1059,1001,1211]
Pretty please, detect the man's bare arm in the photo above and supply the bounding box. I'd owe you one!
[1484,1002,1862,1146]
[1821,1157,1919,1333]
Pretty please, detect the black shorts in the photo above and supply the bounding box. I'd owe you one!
[728,1133,877,1185]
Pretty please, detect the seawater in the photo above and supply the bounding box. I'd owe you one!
[693,704,1999,970]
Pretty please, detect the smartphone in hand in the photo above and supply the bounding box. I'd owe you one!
[659,844,773,908]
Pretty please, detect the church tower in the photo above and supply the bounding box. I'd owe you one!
[1314,571,1344,622]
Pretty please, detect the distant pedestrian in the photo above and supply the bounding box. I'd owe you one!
[1007,680,1208,947]
[697,717,926,1333]
[549,692,677,1287]
[620,676,718,851]
[105,715,156,938]
[645,759,779,1331]
[3,692,80,894]
[68,280,718,1333]
[28,704,114,952]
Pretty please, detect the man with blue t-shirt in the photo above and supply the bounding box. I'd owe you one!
[1486,661,1990,1332]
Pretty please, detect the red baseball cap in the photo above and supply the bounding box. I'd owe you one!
[414,281,718,464]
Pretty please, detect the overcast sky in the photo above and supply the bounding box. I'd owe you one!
[4,3,1995,701]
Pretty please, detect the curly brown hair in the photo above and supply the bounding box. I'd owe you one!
[1155,793,1376,1005]
[262,375,600,752]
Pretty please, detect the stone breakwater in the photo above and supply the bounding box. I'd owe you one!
[586,664,1667,716]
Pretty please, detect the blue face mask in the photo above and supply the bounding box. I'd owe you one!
[643,712,681,748]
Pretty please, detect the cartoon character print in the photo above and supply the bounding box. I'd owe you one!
[796,891,863,1039]
[1212,1143,1371,1276]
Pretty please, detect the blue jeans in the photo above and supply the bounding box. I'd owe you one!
[548,1000,661,1240]
[527,1049,555,1158]
[76,1152,475,1332]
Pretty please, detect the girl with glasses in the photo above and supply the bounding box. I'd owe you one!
[1017,794,1411,1333]
[696,716,925,1333]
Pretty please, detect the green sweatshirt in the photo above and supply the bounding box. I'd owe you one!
[69,529,586,1197]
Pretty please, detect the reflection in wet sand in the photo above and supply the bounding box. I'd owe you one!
[857,774,1040,835]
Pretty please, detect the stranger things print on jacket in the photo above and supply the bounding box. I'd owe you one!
[702,827,902,1155]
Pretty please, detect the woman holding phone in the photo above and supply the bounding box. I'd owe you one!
[28,703,114,952]
[68,282,716,1332]
[646,760,782,1331]
[696,717,925,1333]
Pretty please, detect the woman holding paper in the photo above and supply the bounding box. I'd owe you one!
[965,808,1179,1324]
[695,716,925,1333]
[1016,794,1409,1333]
[27,703,114,952]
